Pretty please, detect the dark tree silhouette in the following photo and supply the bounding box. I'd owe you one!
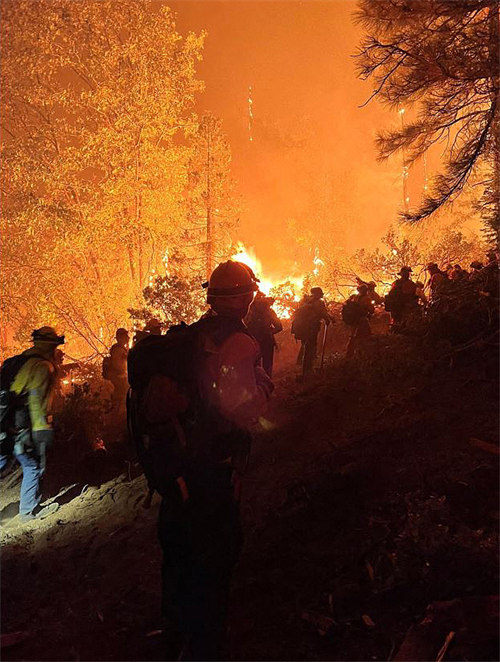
[356,0,499,242]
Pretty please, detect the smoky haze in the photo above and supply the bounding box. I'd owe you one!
[169,0,402,275]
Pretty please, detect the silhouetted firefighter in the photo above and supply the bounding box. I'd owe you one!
[385,266,419,331]
[103,327,130,412]
[127,260,273,660]
[245,291,283,377]
[426,262,449,301]
[343,284,374,357]
[0,327,63,521]
[292,286,331,377]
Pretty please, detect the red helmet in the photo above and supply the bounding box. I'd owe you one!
[205,261,259,298]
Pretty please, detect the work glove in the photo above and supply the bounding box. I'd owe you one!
[32,429,54,473]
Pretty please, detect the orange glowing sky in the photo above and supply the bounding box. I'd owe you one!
[169,0,405,272]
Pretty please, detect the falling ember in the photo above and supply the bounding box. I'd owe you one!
[248,85,254,142]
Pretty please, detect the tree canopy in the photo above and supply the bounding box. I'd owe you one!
[1,0,206,355]
[184,113,240,281]
[356,0,499,241]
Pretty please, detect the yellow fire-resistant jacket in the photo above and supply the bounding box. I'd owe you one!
[10,348,55,432]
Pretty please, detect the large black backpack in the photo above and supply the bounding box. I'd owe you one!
[385,280,417,313]
[0,353,41,455]
[341,299,364,326]
[127,317,251,494]
[291,303,316,341]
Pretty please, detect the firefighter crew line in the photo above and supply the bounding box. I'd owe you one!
[3,253,497,660]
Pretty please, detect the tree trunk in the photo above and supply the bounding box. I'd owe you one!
[205,127,214,280]
[206,204,213,280]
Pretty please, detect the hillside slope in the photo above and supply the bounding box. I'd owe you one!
[1,331,498,661]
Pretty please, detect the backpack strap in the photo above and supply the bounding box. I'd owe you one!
[1,352,46,392]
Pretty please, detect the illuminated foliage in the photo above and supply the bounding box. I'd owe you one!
[356,0,499,239]
[128,273,206,330]
[1,0,205,355]
[268,281,302,317]
[184,113,240,280]
[353,225,485,286]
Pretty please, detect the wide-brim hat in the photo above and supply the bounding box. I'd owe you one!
[32,326,65,345]
[398,266,412,275]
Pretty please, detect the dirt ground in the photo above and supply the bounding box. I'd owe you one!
[1,318,498,661]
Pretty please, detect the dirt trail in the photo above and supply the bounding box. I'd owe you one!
[1,328,498,661]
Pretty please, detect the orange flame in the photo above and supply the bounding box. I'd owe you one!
[232,241,304,318]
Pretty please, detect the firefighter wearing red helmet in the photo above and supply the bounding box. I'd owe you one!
[199,261,272,425]
[158,260,273,660]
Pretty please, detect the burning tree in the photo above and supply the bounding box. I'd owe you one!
[356,0,500,241]
[184,113,240,280]
[1,0,205,355]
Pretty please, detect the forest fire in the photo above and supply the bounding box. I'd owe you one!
[1,2,498,662]
[232,241,304,317]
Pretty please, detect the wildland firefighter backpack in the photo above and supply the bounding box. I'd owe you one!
[384,287,400,313]
[102,355,112,381]
[341,299,364,327]
[0,353,42,455]
[384,280,416,313]
[291,301,317,341]
[127,317,252,494]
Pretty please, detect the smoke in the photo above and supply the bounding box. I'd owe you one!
[170,0,402,274]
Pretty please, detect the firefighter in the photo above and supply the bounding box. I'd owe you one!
[0,327,63,521]
[426,262,449,300]
[346,284,375,358]
[245,291,283,377]
[157,261,274,660]
[415,281,428,306]
[108,328,129,410]
[133,318,162,346]
[480,251,499,298]
[144,318,162,335]
[450,264,468,281]
[386,266,419,330]
[366,281,384,306]
[293,287,331,377]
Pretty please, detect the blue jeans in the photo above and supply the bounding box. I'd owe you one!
[0,447,42,516]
